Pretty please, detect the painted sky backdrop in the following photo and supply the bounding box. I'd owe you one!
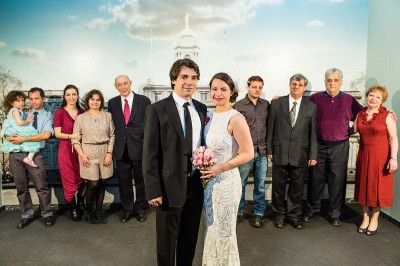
[0,0,368,100]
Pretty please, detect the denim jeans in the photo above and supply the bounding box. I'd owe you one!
[238,152,268,216]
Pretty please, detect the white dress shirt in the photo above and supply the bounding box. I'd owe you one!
[289,96,302,125]
[172,92,202,153]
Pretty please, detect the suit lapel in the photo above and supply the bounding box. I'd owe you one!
[116,97,126,124]
[294,97,307,128]
[165,95,185,143]
[280,96,291,126]
[129,93,140,124]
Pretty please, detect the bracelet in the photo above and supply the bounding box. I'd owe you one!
[390,157,397,161]
[107,151,112,154]
[67,134,70,139]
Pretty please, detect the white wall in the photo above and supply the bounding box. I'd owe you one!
[366,0,400,220]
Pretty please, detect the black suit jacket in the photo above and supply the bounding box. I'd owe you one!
[108,92,151,161]
[266,95,318,167]
[142,94,207,208]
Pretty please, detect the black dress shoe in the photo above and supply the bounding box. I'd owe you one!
[302,213,318,222]
[86,213,98,224]
[120,212,133,223]
[291,220,305,230]
[253,215,264,228]
[96,213,108,224]
[330,218,342,227]
[71,208,81,222]
[17,218,33,229]
[44,216,54,227]
[137,214,147,222]
[273,216,286,229]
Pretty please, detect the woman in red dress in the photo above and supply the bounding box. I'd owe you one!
[354,85,398,236]
[54,85,86,221]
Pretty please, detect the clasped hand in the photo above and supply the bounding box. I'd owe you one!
[200,164,224,182]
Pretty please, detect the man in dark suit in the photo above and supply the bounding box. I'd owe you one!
[108,75,151,223]
[267,73,318,230]
[143,58,207,266]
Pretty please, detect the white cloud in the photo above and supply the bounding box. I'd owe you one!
[123,59,139,68]
[87,18,115,31]
[0,41,5,48]
[93,0,283,40]
[11,48,45,59]
[308,20,324,27]
[67,15,77,20]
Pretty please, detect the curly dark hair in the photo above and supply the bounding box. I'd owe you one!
[209,72,238,103]
[84,89,104,110]
[3,90,27,114]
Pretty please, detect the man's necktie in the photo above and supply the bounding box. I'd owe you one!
[32,112,38,129]
[290,102,297,127]
[123,99,130,124]
[183,102,193,173]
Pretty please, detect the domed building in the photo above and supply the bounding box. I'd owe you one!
[143,13,213,108]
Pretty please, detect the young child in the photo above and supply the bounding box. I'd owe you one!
[1,90,40,168]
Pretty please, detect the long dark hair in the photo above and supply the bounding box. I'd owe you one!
[61,84,81,109]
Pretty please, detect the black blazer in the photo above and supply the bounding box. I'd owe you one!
[108,92,151,161]
[142,94,207,207]
[266,95,318,167]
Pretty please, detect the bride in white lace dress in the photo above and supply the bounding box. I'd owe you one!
[201,73,254,266]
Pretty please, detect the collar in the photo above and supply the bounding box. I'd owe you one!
[121,91,134,102]
[173,91,193,107]
[32,108,45,115]
[323,90,343,97]
[243,94,261,105]
[289,95,302,106]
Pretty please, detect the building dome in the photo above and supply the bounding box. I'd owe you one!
[174,13,199,62]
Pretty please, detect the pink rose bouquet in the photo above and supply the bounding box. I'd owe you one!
[192,146,216,188]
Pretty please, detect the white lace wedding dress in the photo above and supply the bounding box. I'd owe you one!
[202,109,241,266]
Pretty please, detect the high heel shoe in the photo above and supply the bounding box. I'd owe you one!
[366,223,378,236]
[357,227,367,234]
[366,228,378,236]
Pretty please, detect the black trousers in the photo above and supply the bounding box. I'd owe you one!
[156,172,204,266]
[306,141,349,219]
[272,164,307,222]
[116,147,147,215]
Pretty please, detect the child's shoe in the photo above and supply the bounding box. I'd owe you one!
[23,157,38,168]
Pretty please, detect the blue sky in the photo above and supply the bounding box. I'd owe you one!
[0,0,368,100]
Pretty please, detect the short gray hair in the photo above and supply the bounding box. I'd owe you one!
[325,68,343,80]
[289,73,308,86]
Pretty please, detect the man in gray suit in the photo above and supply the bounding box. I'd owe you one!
[267,73,317,230]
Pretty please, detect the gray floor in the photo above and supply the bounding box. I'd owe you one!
[1,202,400,266]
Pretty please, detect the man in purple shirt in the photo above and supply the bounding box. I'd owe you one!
[302,68,363,227]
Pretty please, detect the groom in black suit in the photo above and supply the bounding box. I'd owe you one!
[143,59,207,266]
[267,73,318,230]
[108,75,151,223]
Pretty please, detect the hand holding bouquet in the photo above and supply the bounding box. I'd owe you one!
[192,146,216,188]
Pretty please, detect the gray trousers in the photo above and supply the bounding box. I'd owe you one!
[9,151,53,218]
